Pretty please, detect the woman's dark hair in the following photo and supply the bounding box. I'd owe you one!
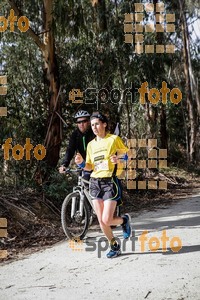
[90,112,109,131]
[90,112,108,123]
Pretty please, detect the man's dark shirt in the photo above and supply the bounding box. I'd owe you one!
[62,127,95,167]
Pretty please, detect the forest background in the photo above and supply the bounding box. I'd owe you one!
[0,0,199,257]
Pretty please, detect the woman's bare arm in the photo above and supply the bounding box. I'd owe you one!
[84,163,93,171]
[75,153,93,171]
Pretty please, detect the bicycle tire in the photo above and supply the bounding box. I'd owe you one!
[61,191,90,240]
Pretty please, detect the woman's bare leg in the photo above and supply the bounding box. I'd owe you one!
[102,200,123,226]
[92,199,123,241]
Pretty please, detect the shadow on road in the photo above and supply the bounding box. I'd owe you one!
[118,245,200,258]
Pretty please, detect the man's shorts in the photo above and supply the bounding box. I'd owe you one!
[89,176,122,206]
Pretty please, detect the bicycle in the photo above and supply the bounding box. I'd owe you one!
[61,168,121,240]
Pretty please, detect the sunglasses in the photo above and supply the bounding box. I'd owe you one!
[76,119,89,124]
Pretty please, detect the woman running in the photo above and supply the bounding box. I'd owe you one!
[75,112,131,258]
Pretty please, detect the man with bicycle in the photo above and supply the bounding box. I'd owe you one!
[59,110,95,178]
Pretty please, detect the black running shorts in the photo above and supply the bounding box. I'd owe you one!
[89,176,122,205]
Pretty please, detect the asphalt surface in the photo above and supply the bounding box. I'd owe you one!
[0,194,200,300]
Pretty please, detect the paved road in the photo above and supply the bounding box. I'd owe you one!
[0,194,200,300]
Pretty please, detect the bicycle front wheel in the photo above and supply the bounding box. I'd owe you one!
[61,191,90,240]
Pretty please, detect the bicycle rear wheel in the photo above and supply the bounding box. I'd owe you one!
[61,191,90,240]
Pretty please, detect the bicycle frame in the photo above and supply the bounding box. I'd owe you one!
[66,168,121,221]
[71,171,94,218]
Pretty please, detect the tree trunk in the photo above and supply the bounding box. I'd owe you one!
[42,0,61,168]
[160,105,168,149]
[8,0,62,169]
[179,0,197,163]
[146,101,157,139]
[91,0,107,33]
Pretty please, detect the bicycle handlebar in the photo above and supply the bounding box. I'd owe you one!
[65,167,82,174]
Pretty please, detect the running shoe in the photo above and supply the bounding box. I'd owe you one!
[122,214,132,239]
[106,244,121,258]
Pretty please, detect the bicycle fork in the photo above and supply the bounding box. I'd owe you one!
[71,190,84,218]
[71,195,77,218]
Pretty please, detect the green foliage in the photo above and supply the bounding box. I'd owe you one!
[42,170,75,205]
[0,0,199,188]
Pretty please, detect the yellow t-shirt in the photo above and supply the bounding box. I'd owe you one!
[86,134,128,178]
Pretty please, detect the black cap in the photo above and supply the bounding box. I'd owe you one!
[90,112,108,124]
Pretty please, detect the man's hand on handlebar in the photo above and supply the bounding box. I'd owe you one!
[59,165,66,174]
[75,152,84,165]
